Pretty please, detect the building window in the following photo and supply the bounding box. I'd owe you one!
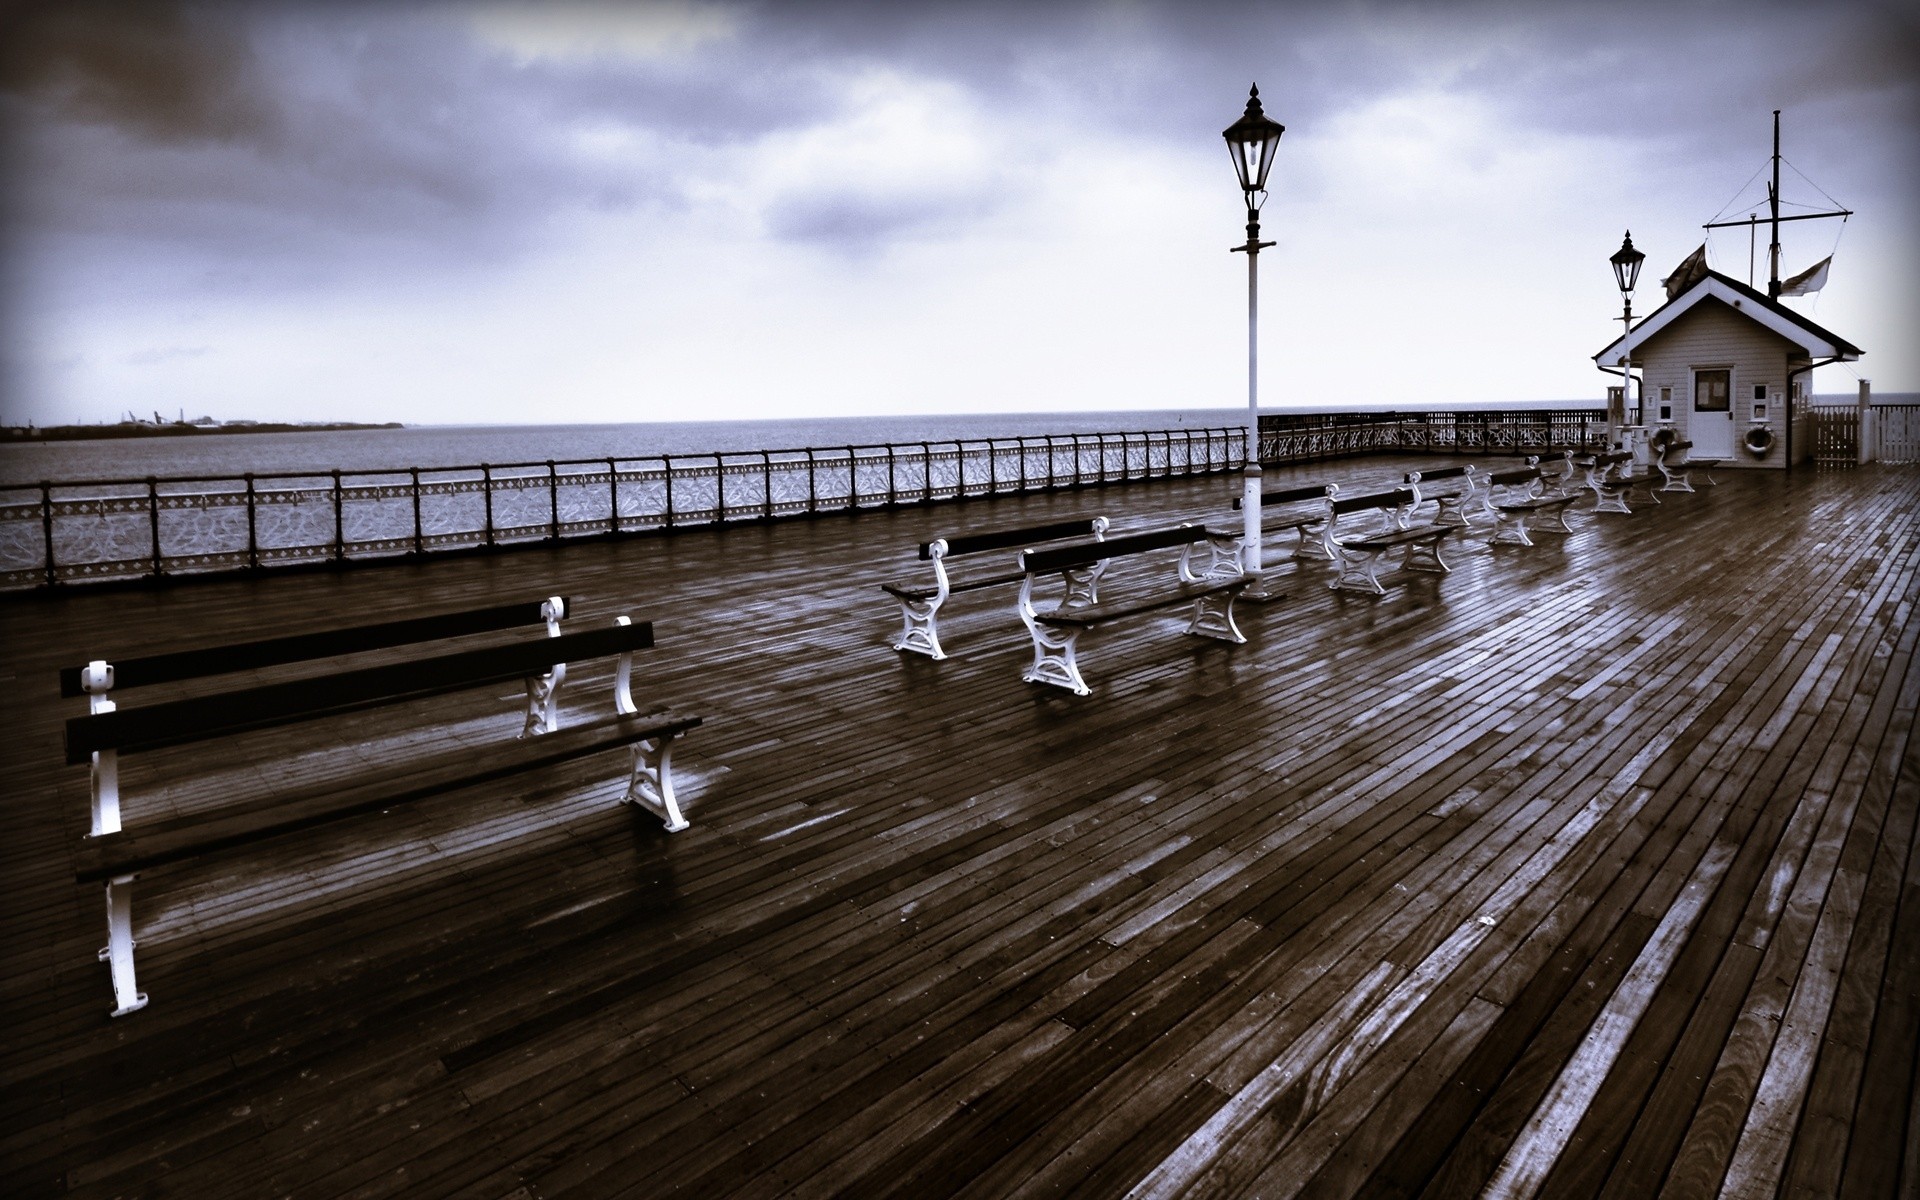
[1695,369,1731,412]
[1752,383,1768,401]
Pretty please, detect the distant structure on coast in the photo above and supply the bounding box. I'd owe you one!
[3,415,404,442]
[1595,110,1862,469]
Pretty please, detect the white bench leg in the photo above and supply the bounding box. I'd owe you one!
[1294,521,1334,560]
[1591,486,1631,515]
[1659,468,1695,493]
[890,595,947,659]
[91,748,121,837]
[1404,537,1451,574]
[625,735,689,832]
[1186,593,1245,643]
[521,663,568,736]
[1492,510,1534,546]
[1331,547,1386,595]
[1062,564,1103,607]
[101,875,148,1017]
[1534,504,1575,535]
[1023,623,1090,695]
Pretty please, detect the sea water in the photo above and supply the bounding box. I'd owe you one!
[0,410,1247,486]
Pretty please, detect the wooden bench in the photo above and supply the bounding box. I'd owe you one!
[1326,488,1455,594]
[1573,450,1646,515]
[881,518,1107,659]
[1654,438,1717,491]
[1402,465,1482,528]
[64,597,571,836]
[1226,482,1338,563]
[65,618,701,1016]
[1016,525,1246,695]
[1523,451,1581,499]
[1483,466,1582,545]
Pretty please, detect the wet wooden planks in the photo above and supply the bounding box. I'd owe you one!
[0,458,1915,1199]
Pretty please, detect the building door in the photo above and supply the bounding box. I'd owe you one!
[1691,368,1733,457]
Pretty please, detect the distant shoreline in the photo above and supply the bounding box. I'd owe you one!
[2,421,405,442]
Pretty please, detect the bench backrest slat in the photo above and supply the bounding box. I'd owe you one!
[1330,488,1415,516]
[59,599,568,697]
[1233,483,1330,510]
[1021,524,1202,575]
[65,620,652,764]
[1406,466,1470,483]
[925,518,1098,560]
[1487,468,1539,487]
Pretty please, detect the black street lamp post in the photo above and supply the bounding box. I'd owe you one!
[1610,231,1646,443]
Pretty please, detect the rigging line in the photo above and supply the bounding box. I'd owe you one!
[1778,155,1849,210]
[1706,160,1769,225]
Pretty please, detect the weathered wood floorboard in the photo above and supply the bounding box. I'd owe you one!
[1,458,1915,1199]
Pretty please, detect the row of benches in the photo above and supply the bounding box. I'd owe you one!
[63,598,702,1016]
[880,459,1593,689]
[880,441,1724,698]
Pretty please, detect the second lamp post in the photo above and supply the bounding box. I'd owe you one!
[1223,85,1284,597]
[1609,231,1645,447]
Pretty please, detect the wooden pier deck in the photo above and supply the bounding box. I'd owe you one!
[1,455,1915,1199]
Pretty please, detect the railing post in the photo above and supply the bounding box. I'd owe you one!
[331,469,345,560]
[1017,437,1028,491]
[987,439,998,493]
[922,442,932,502]
[41,481,56,586]
[547,460,559,540]
[606,458,618,534]
[663,455,675,529]
[481,464,494,546]
[147,478,162,576]
[412,468,424,553]
[847,445,857,508]
[955,441,965,497]
[806,449,817,512]
[762,450,773,519]
[888,445,898,505]
[715,453,726,523]
[245,474,258,569]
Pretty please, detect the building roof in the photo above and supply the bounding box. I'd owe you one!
[1592,268,1863,364]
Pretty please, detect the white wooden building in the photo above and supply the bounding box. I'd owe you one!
[1593,269,1862,468]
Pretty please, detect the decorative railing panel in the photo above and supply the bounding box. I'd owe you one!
[0,415,1635,590]
[0,428,1245,589]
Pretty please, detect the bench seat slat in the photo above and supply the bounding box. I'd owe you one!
[58,599,566,698]
[1338,526,1450,551]
[930,518,1099,559]
[881,569,1026,601]
[65,622,654,764]
[1023,525,1207,575]
[74,709,701,882]
[1232,483,1330,510]
[1034,579,1247,628]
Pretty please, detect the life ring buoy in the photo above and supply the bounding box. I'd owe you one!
[1744,426,1776,457]
[1650,427,1677,451]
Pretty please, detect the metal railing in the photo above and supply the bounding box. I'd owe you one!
[0,428,1244,589]
[0,410,1624,591]
[1257,408,1607,462]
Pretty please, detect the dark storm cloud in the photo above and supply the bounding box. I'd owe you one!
[1,0,1913,269]
[0,0,280,144]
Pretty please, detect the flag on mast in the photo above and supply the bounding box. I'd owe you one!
[1779,255,1832,297]
[1662,244,1708,298]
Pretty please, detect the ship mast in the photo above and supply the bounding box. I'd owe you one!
[1702,109,1851,298]
[1769,109,1781,297]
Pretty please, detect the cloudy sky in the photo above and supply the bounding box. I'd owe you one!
[1,0,1914,428]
